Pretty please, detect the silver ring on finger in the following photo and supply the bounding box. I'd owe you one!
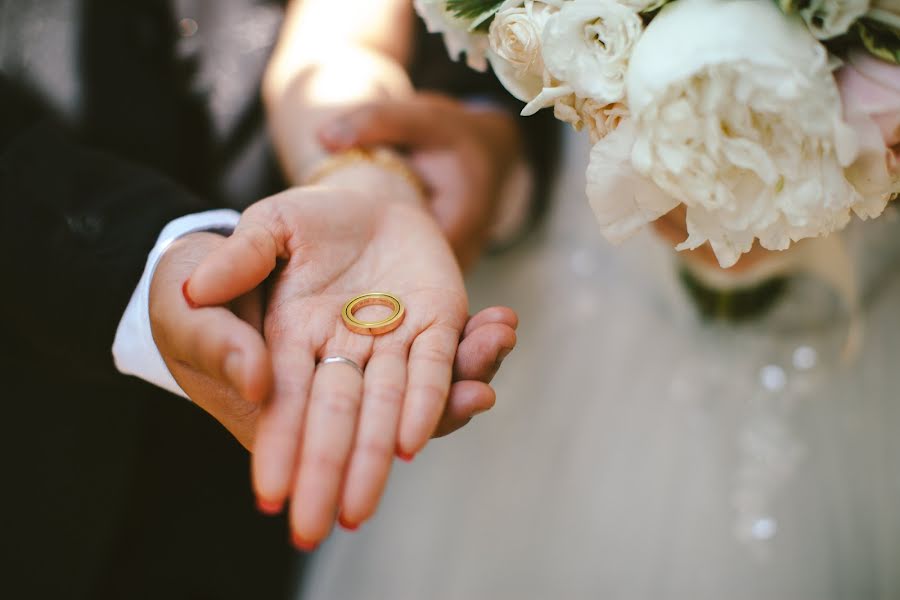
[318,355,364,377]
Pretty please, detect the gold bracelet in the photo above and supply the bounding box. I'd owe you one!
[305,148,427,200]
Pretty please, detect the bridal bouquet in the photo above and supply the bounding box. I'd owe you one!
[415,0,900,267]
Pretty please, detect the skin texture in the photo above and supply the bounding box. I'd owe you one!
[150,230,516,450]
[319,94,523,270]
[265,0,523,272]
[169,169,514,547]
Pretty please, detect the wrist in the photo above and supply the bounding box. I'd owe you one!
[311,151,426,208]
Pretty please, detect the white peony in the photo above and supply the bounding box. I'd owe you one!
[538,0,642,105]
[555,97,628,143]
[798,0,870,39]
[487,1,556,102]
[624,0,875,268]
[586,119,679,244]
[413,0,489,71]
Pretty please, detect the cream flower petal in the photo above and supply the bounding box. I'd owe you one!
[586,120,679,243]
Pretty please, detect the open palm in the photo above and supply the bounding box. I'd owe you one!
[187,183,469,546]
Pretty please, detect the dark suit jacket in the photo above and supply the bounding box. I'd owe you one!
[0,2,557,598]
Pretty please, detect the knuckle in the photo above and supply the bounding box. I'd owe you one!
[415,344,454,366]
[365,381,404,411]
[322,388,361,418]
[409,381,446,403]
[243,199,277,222]
[354,437,393,464]
[243,227,276,265]
[305,449,344,474]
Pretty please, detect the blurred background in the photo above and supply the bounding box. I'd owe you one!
[4,2,899,598]
[301,129,900,600]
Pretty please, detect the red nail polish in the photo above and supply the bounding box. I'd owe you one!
[396,450,415,462]
[338,515,360,531]
[291,532,319,553]
[182,280,199,308]
[256,497,283,515]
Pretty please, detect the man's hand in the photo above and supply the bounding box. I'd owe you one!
[150,232,270,448]
[319,94,523,270]
[184,178,510,547]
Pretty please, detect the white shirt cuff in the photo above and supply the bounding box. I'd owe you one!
[112,209,242,398]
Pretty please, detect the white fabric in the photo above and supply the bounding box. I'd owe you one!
[112,209,241,398]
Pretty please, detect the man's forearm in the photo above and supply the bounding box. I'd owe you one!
[263,0,416,182]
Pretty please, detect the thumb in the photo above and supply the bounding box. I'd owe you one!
[318,97,454,152]
[186,203,288,307]
[151,242,274,405]
[166,304,273,406]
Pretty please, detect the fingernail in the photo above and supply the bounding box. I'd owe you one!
[472,407,492,416]
[291,532,319,553]
[182,280,199,308]
[396,450,415,463]
[256,497,283,515]
[338,514,360,531]
[497,347,514,363]
[223,351,244,391]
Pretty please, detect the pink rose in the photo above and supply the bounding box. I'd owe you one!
[836,51,900,200]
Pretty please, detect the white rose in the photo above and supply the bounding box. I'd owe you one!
[540,0,643,104]
[487,1,556,102]
[413,0,489,71]
[555,96,628,143]
[625,0,873,268]
[798,0,870,40]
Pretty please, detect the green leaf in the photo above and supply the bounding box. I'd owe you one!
[446,0,505,20]
[857,18,900,65]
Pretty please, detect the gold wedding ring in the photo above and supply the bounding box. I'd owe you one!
[341,292,405,336]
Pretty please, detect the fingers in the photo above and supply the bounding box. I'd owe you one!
[453,321,517,385]
[318,97,455,152]
[398,325,459,457]
[339,347,408,527]
[151,249,272,405]
[430,308,518,439]
[251,339,316,514]
[162,304,273,405]
[463,306,518,337]
[455,306,518,383]
[290,354,366,547]
[432,381,496,438]
[187,206,287,307]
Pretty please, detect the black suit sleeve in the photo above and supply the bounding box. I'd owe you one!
[409,20,561,230]
[0,74,209,384]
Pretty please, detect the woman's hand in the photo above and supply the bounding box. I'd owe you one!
[184,176,504,547]
[319,94,524,270]
[149,231,518,453]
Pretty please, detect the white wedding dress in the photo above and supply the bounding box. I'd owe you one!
[300,131,900,600]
